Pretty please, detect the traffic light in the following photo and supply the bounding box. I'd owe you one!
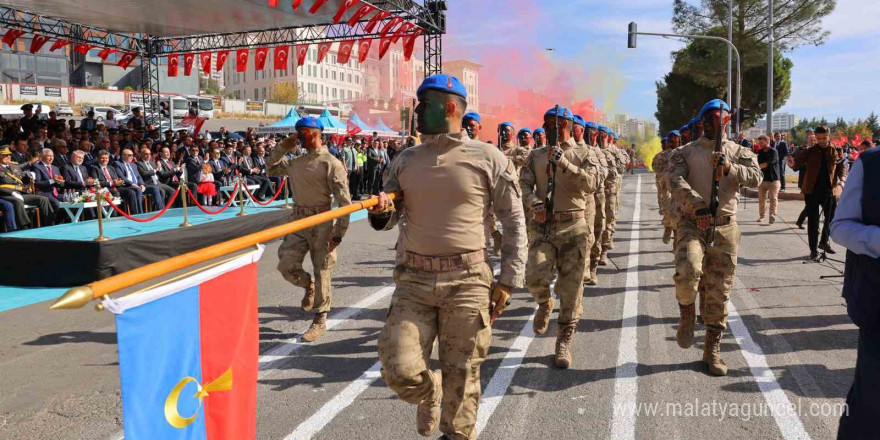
[733,108,751,127]
[159,101,169,118]
[628,22,638,48]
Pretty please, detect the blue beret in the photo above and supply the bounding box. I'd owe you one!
[417,74,467,99]
[598,125,608,133]
[609,128,616,136]
[462,112,481,124]
[680,124,691,132]
[518,127,531,136]
[295,116,323,131]
[572,115,586,127]
[585,121,599,130]
[698,99,730,119]
[805,128,814,133]
[544,106,573,121]
[613,134,619,140]
[662,137,668,142]
[533,128,545,135]
[499,121,513,128]
[668,130,680,137]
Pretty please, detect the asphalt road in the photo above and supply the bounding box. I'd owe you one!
[0,170,855,440]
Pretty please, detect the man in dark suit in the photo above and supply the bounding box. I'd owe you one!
[156,146,196,206]
[11,137,30,165]
[90,150,142,215]
[0,146,53,228]
[238,145,271,200]
[254,144,283,193]
[63,150,96,191]
[80,110,98,131]
[136,147,175,208]
[183,144,205,185]
[220,144,239,174]
[774,132,790,192]
[116,149,164,211]
[30,148,64,212]
[51,139,72,170]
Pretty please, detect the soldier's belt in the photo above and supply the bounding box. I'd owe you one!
[292,204,331,216]
[404,249,485,272]
[681,214,736,226]
[550,210,585,222]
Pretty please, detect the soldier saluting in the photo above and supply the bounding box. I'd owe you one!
[667,99,761,376]
[367,74,527,440]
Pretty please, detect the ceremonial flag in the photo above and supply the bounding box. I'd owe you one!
[49,39,70,52]
[2,29,24,48]
[295,44,308,66]
[273,45,289,70]
[29,34,51,53]
[200,52,212,75]
[268,0,278,6]
[403,28,423,61]
[347,2,375,27]
[168,54,179,77]
[177,112,207,136]
[347,119,362,136]
[183,53,195,76]
[107,248,261,440]
[357,38,372,63]
[377,35,393,60]
[316,41,332,64]
[391,21,414,43]
[308,0,331,13]
[364,10,390,33]
[117,52,138,69]
[333,0,359,23]
[379,16,403,36]
[254,47,269,71]
[291,0,303,10]
[236,49,249,73]
[337,40,354,64]
[216,50,230,72]
[73,43,94,55]
[97,48,117,61]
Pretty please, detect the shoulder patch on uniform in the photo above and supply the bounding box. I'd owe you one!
[669,150,686,165]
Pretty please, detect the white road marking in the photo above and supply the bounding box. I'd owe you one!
[609,175,642,440]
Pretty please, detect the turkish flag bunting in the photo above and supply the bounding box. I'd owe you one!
[364,10,390,33]
[183,53,195,76]
[291,0,303,10]
[2,29,24,48]
[316,42,332,64]
[167,54,179,77]
[295,44,309,66]
[357,38,372,63]
[73,43,94,55]
[391,21,414,43]
[236,49,249,72]
[403,29,423,61]
[378,35,393,60]
[347,3,375,27]
[29,34,51,54]
[332,0,359,23]
[49,39,71,52]
[97,48,117,60]
[379,16,403,36]
[273,45,289,70]
[337,40,355,64]
[199,52,212,75]
[347,119,362,136]
[254,47,269,70]
[308,0,331,14]
[117,52,138,69]
[268,0,278,6]
[216,50,230,72]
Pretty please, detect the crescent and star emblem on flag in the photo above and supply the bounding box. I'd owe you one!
[164,367,233,429]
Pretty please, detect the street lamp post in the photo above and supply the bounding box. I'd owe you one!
[767,0,774,136]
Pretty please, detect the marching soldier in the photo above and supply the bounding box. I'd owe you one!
[667,99,761,376]
[463,112,504,256]
[499,122,530,174]
[653,130,680,245]
[517,127,533,150]
[679,123,692,146]
[610,131,629,238]
[367,74,527,440]
[572,115,607,285]
[584,121,610,285]
[267,117,352,343]
[520,106,599,368]
[462,111,482,140]
[533,128,547,148]
[597,125,621,265]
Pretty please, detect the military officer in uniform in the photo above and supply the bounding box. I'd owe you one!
[462,111,482,140]
[653,130,681,245]
[679,124,692,146]
[667,99,761,376]
[609,130,629,246]
[520,106,599,369]
[462,111,504,256]
[367,74,527,440]
[267,117,352,343]
[0,146,53,227]
[572,115,606,285]
[533,128,547,148]
[499,122,530,174]
[596,125,620,265]
[517,127,533,150]
[583,121,610,284]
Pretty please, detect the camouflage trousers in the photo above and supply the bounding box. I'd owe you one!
[602,178,619,249]
[378,262,493,440]
[673,220,740,330]
[590,190,607,271]
[277,216,337,314]
[656,178,675,229]
[526,217,590,327]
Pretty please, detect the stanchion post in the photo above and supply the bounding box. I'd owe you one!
[236,175,247,217]
[94,193,110,242]
[179,175,192,227]
[282,177,291,209]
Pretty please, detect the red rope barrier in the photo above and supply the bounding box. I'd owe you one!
[243,177,287,206]
[186,183,238,215]
[103,187,181,223]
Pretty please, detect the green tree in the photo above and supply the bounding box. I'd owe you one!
[655,71,718,134]
[200,77,222,96]
[268,82,300,104]
[866,112,879,137]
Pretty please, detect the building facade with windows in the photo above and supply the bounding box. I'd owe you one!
[0,36,70,86]
[441,60,480,112]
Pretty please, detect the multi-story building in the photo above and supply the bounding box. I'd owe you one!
[0,36,70,86]
[771,112,798,132]
[626,118,645,139]
[441,60,480,112]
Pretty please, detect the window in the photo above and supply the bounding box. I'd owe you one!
[262,87,266,100]
[347,74,352,83]
[332,88,337,98]
[347,90,352,99]
[355,75,359,85]
[254,88,259,100]
[332,71,336,81]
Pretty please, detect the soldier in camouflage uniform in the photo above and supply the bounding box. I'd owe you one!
[520,106,599,369]
[499,122,531,174]
[572,115,606,285]
[462,112,505,257]
[597,125,621,265]
[610,131,629,236]
[667,99,761,376]
[368,74,527,440]
[517,127,533,150]
[533,128,547,148]
[653,131,681,246]
[583,121,610,285]
[267,117,352,342]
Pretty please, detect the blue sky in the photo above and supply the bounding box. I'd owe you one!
[444,0,879,124]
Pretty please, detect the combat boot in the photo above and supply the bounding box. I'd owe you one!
[301,281,316,311]
[417,373,442,436]
[301,312,327,342]
[662,227,672,244]
[703,327,728,376]
[492,230,503,256]
[554,325,575,369]
[586,265,599,286]
[598,251,608,266]
[533,298,554,336]
[676,303,696,349]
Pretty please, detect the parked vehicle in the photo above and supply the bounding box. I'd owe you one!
[53,104,74,116]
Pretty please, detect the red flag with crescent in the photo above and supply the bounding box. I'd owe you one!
[268,0,278,6]
[316,41,332,64]
[254,47,269,70]
[236,49,249,72]
[364,10,390,33]
[183,53,195,75]
[403,28,423,61]
[200,52,212,75]
[295,44,309,66]
[308,0,331,13]
[391,21,414,43]
[333,0,359,23]
[347,119,362,136]
[291,0,303,10]
[29,34,51,53]
[168,54,179,77]
[2,29,24,48]
[117,52,138,69]
[216,50,230,72]
[379,16,403,36]
[337,40,355,64]
[274,45,290,70]
[347,3,375,26]
[357,38,372,63]
[378,35,393,60]
[73,43,94,55]
[97,48,117,61]
[49,39,71,52]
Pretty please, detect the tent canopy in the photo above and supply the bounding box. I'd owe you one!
[317,109,345,134]
[347,112,376,133]
[270,109,300,127]
[373,117,397,136]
